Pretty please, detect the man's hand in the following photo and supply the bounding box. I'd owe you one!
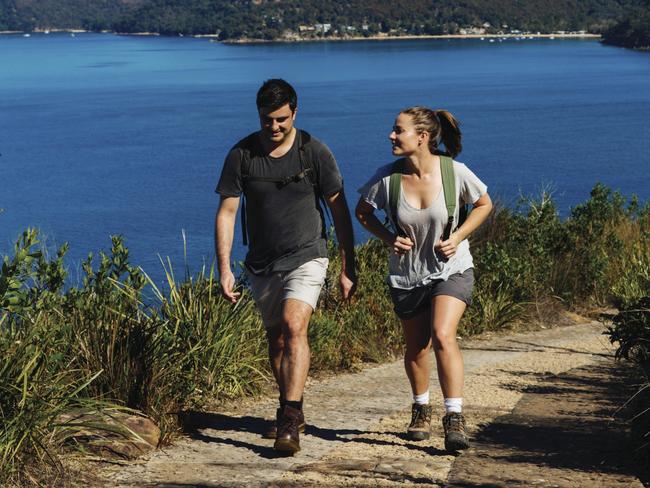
[219,270,241,303]
[339,270,357,300]
[215,196,241,304]
[326,189,357,301]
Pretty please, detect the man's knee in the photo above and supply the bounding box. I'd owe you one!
[282,319,309,342]
[281,300,312,339]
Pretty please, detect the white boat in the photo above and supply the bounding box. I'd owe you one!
[23,33,30,37]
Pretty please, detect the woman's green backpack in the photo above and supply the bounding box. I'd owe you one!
[387,156,468,239]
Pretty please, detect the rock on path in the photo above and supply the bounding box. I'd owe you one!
[104,320,643,487]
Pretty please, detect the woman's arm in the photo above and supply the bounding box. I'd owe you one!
[355,198,413,255]
[436,192,493,259]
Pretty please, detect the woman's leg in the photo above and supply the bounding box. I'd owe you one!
[430,295,466,398]
[402,309,433,396]
[431,294,471,450]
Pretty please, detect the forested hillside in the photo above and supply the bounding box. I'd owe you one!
[0,0,645,39]
[602,5,650,49]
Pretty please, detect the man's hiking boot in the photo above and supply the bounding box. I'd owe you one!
[442,412,470,451]
[406,403,432,441]
[263,407,306,439]
[273,405,302,454]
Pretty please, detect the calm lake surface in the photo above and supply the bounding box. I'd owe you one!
[1,33,649,283]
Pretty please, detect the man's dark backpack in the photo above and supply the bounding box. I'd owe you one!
[387,155,469,240]
[239,130,330,245]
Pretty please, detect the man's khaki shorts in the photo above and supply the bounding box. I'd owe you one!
[247,257,329,329]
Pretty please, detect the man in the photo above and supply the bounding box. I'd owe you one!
[215,79,356,454]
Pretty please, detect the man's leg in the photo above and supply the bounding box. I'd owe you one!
[273,298,312,453]
[247,271,292,439]
[280,298,313,402]
[260,326,286,439]
[265,325,285,396]
[273,258,327,453]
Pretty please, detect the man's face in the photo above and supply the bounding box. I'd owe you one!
[258,103,296,144]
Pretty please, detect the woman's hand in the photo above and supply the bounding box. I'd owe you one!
[391,235,414,255]
[355,198,414,256]
[435,233,461,259]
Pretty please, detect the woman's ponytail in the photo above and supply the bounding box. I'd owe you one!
[434,110,462,159]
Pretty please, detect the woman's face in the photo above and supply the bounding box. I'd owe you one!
[389,113,423,156]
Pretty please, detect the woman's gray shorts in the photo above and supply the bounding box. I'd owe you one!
[389,268,474,320]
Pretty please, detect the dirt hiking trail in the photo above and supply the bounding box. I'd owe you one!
[103,320,644,487]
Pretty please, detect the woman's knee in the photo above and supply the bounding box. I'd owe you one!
[404,344,430,362]
[432,328,457,351]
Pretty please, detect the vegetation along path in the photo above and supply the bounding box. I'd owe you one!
[104,320,643,487]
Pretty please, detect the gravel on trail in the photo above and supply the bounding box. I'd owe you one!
[103,319,643,488]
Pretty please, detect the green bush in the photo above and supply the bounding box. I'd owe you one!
[606,298,650,376]
[604,297,650,466]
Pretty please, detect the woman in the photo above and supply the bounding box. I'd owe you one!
[355,107,492,451]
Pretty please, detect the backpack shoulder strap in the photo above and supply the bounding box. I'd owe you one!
[239,134,257,179]
[297,130,315,182]
[388,159,406,236]
[238,134,258,246]
[298,130,333,233]
[440,155,456,240]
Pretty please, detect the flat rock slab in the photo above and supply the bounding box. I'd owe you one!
[104,321,643,487]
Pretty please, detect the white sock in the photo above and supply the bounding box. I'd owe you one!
[413,391,430,405]
[444,397,463,413]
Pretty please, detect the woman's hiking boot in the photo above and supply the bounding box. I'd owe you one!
[406,403,432,441]
[273,405,302,454]
[263,407,306,439]
[442,412,470,451]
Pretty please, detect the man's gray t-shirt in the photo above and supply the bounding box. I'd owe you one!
[216,130,343,275]
[358,160,487,289]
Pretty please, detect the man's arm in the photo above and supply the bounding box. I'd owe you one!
[326,189,357,300]
[215,195,241,303]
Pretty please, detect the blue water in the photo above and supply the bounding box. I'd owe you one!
[1,33,649,284]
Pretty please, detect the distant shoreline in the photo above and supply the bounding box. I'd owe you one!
[1,29,601,43]
[220,32,601,44]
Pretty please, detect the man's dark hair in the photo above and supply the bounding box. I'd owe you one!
[256,79,297,112]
